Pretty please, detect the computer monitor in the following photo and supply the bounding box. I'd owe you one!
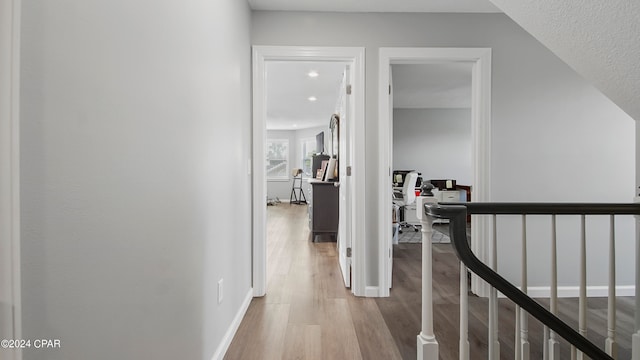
[316,131,324,154]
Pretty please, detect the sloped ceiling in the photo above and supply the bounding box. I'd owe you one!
[488,0,640,121]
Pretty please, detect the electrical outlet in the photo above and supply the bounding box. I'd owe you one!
[218,279,224,304]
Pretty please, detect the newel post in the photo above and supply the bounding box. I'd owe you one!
[417,184,439,360]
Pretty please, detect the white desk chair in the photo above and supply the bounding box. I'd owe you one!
[393,171,420,233]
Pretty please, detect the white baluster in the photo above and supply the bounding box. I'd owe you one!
[543,326,549,360]
[488,215,500,360]
[520,215,530,360]
[605,215,617,358]
[515,306,521,360]
[460,262,469,360]
[577,215,587,360]
[634,213,640,360]
[417,196,438,360]
[549,215,560,359]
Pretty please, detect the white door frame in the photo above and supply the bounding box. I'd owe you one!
[0,0,22,358]
[252,46,366,297]
[378,47,492,297]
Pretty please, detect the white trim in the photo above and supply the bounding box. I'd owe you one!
[378,47,492,296]
[1,1,21,359]
[365,286,381,297]
[211,288,253,360]
[509,285,636,299]
[252,48,267,297]
[252,46,367,297]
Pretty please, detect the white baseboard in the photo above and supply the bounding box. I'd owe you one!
[211,287,253,360]
[365,286,380,297]
[465,275,635,299]
[525,285,635,298]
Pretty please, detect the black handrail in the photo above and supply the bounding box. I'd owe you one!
[424,202,640,360]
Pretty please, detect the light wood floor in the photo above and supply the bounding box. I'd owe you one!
[226,203,402,359]
[225,204,635,359]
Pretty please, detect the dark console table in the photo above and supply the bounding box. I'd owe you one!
[307,180,339,241]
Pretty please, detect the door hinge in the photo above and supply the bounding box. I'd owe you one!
[347,247,352,258]
[346,166,352,176]
[346,84,352,95]
[389,85,391,95]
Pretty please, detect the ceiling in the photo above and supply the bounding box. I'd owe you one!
[259,0,486,131]
[266,61,347,130]
[248,0,501,13]
[266,61,473,130]
[392,63,473,109]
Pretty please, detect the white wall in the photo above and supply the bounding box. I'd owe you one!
[20,0,252,359]
[0,0,20,351]
[252,11,635,289]
[393,108,472,185]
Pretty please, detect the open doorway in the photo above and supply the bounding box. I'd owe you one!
[264,61,346,204]
[378,47,492,296]
[391,63,473,243]
[264,60,348,288]
[252,46,366,297]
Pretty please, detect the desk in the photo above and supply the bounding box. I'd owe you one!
[397,189,464,226]
[435,189,462,202]
[307,180,339,241]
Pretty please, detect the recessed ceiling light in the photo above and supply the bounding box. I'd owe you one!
[308,96,317,102]
[292,124,298,128]
[307,71,319,78]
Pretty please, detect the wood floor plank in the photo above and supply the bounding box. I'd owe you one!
[318,298,363,359]
[347,296,403,360]
[282,324,322,360]
[224,300,290,360]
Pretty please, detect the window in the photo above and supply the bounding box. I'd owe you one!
[266,139,289,180]
[301,137,316,176]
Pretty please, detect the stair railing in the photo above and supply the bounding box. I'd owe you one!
[416,200,640,360]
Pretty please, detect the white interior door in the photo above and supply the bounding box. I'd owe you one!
[337,64,352,287]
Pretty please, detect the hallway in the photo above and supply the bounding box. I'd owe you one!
[225,203,402,359]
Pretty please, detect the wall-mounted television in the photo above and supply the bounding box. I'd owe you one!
[316,131,325,154]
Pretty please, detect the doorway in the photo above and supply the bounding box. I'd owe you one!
[252,46,366,297]
[391,62,473,241]
[378,47,492,296]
